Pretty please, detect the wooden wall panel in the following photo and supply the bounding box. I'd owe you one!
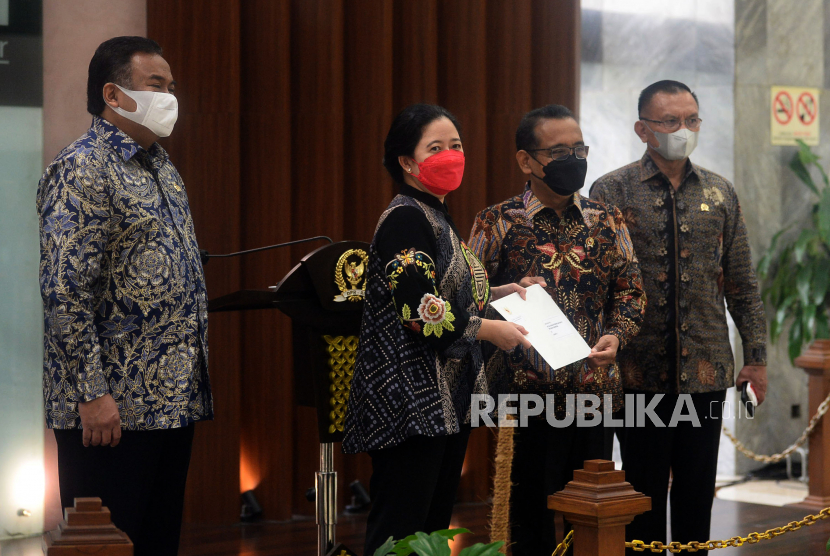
[147,0,243,525]
[438,0,488,238]
[485,1,534,209]
[147,0,581,525]
[289,0,346,515]
[344,1,395,243]
[532,0,581,114]
[393,0,438,107]
[239,0,295,521]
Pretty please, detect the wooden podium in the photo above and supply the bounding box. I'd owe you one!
[209,240,368,556]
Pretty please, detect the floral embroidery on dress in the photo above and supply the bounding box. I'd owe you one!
[387,248,435,290]
[387,249,457,337]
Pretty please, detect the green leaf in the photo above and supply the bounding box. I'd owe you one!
[797,263,813,306]
[402,304,411,320]
[768,246,795,307]
[393,530,470,556]
[820,189,830,243]
[374,537,398,556]
[818,309,830,339]
[791,150,820,196]
[757,227,789,278]
[803,303,817,342]
[408,532,452,556]
[826,534,830,551]
[789,315,804,362]
[771,294,796,343]
[813,258,830,304]
[458,542,506,556]
[798,139,830,187]
[793,229,817,264]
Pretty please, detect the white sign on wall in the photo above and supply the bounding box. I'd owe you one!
[771,86,820,146]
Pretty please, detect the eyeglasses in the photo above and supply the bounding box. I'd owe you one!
[639,117,702,132]
[525,145,590,161]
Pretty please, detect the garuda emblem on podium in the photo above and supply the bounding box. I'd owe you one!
[333,248,369,302]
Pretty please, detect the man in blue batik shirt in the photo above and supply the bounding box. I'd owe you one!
[37,36,210,556]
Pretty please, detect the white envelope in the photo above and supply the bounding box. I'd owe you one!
[490,283,591,369]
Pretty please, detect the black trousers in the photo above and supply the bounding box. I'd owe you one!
[54,425,195,556]
[618,390,726,555]
[510,419,611,556]
[363,426,472,555]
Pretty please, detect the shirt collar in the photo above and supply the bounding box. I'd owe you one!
[91,115,169,165]
[638,151,701,183]
[399,182,449,214]
[521,182,585,221]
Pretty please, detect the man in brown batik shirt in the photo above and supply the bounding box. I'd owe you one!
[590,80,767,552]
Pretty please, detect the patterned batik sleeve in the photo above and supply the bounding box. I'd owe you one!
[605,206,647,348]
[376,206,477,353]
[38,157,110,402]
[589,178,613,207]
[722,189,768,365]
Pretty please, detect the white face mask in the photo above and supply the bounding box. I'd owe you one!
[647,125,698,161]
[109,84,178,138]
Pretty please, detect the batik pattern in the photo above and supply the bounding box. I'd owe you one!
[469,185,646,412]
[590,152,766,394]
[37,116,212,430]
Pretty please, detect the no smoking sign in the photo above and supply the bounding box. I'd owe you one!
[771,86,819,146]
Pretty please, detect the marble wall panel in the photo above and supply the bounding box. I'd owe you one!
[692,85,735,181]
[766,0,823,88]
[733,0,830,474]
[735,0,766,85]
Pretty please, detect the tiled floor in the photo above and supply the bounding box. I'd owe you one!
[717,479,809,507]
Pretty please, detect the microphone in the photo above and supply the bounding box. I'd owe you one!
[199,236,334,265]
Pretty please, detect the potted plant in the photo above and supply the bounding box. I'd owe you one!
[372,528,505,556]
[758,140,830,361]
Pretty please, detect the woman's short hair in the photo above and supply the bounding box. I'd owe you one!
[87,36,163,116]
[383,104,462,185]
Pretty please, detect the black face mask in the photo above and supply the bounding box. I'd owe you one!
[530,154,588,197]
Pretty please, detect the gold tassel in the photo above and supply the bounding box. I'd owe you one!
[489,420,515,553]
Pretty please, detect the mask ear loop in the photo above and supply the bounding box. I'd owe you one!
[526,152,547,182]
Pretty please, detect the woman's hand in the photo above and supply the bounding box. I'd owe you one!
[478,319,532,351]
[490,276,547,302]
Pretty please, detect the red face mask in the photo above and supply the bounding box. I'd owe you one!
[413,149,465,196]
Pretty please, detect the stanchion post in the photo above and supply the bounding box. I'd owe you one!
[548,460,650,556]
[793,339,830,510]
[316,442,337,556]
[42,497,133,555]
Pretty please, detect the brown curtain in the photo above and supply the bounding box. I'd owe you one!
[147,0,580,524]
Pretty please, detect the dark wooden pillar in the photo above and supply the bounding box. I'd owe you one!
[548,460,650,556]
[793,340,830,510]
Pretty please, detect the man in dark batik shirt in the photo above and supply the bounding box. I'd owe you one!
[590,80,768,553]
[470,105,646,556]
